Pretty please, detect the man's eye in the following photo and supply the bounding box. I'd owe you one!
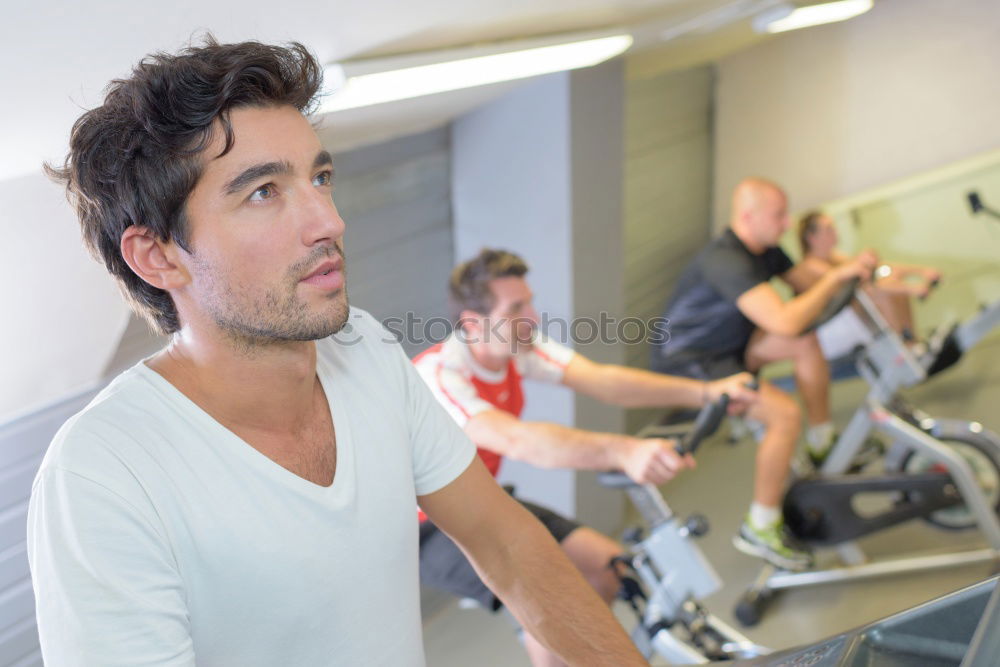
[249,184,276,202]
[313,170,333,187]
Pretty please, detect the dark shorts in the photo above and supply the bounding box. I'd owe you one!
[419,499,581,611]
[652,351,747,381]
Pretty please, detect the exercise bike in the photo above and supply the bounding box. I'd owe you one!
[734,276,1000,626]
[598,395,770,663]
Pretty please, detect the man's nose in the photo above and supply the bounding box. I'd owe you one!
[301,190,346,246]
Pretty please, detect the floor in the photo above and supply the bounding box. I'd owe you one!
[422,335,1000,665]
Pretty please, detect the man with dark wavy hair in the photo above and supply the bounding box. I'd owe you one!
[28,38,646,666]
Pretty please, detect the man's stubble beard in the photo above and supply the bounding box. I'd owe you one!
[195,245,350,351]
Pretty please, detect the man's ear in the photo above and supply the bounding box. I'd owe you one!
[120,226,189,290]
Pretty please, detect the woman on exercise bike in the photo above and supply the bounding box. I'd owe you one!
[796,211,942,360]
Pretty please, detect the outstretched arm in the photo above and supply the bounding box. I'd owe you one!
[465,409,693,485]
[560,354,756,412]
[419,458,647,666]
[875,262,941,298]
[738,254,875,336]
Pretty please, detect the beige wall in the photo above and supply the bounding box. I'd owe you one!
[713,0,1000,226]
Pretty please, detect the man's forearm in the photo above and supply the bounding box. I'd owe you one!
[503,420,636,471]
[778,272,845,335]
[582,364,705,408]
[873,277,921,296]
[469,506,646,665]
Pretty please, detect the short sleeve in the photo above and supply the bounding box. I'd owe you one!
[703,245,771,303]
[518,337,576,383]
[413,361,496,428]
[28,464,195,666]
[764,246,794,276]
[401,356,478,496]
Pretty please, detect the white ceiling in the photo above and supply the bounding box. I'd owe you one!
[0,0,777,178]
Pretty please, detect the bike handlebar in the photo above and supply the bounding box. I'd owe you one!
[597,391,734,488]
[676,393,730,456]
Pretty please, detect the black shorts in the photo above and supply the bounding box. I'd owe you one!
[419,499,581,611]
[652,351,747,381]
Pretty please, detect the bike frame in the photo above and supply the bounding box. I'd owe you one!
[754,289,1000,595]
[617,423,769,663]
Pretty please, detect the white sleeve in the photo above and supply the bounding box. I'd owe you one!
[28,464,195,667]
[399,351,478,497]
[413,361,496,428]
[519,336,576,384]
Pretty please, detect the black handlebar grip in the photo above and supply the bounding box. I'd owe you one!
[969,191,984,214]
[676,394,730,456]
[918,278,940,303]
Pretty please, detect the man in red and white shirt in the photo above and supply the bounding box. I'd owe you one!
[414,249,755,667]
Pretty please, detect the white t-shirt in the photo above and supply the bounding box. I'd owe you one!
[27,308,476,667]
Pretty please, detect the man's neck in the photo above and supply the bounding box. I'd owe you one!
[147,329,320,434]
[730,223,767,255]
[465,340,510,374]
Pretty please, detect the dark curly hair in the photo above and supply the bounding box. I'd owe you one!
[449,249,529,326]
[46,36,323,334]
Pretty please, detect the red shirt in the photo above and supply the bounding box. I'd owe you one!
[412,332,575,520]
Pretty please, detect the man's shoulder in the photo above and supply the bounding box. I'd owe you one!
[517,336,574,376]
[412,336,472,383]
[705,230,751,262]
[412,341,446,366]
[763,243,794,266]
[39,367,171,482]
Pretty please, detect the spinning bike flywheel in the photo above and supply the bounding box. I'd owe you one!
[895,433,1000,530]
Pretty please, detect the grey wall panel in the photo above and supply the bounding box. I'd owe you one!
[10,651,42,667]
[0,616,40,666]
[0,461,42,520]
[568,60,629,533]
[0,543,28,594]
[0,584,34,642]
[623,65,715,432]
[0,387,97,666]
[335,127,454,357]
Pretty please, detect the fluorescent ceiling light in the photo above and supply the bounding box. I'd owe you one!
[320,34,633,113]
[754,0,872,34]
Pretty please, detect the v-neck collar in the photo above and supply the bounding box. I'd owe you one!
[133,356,353,503]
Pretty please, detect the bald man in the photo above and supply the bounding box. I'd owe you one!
[651,178,873,571]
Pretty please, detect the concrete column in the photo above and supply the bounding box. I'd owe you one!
[451,62,626,532]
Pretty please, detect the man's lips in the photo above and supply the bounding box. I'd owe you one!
[300,257,345,291]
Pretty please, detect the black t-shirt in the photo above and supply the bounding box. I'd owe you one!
[655,229,793,363]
